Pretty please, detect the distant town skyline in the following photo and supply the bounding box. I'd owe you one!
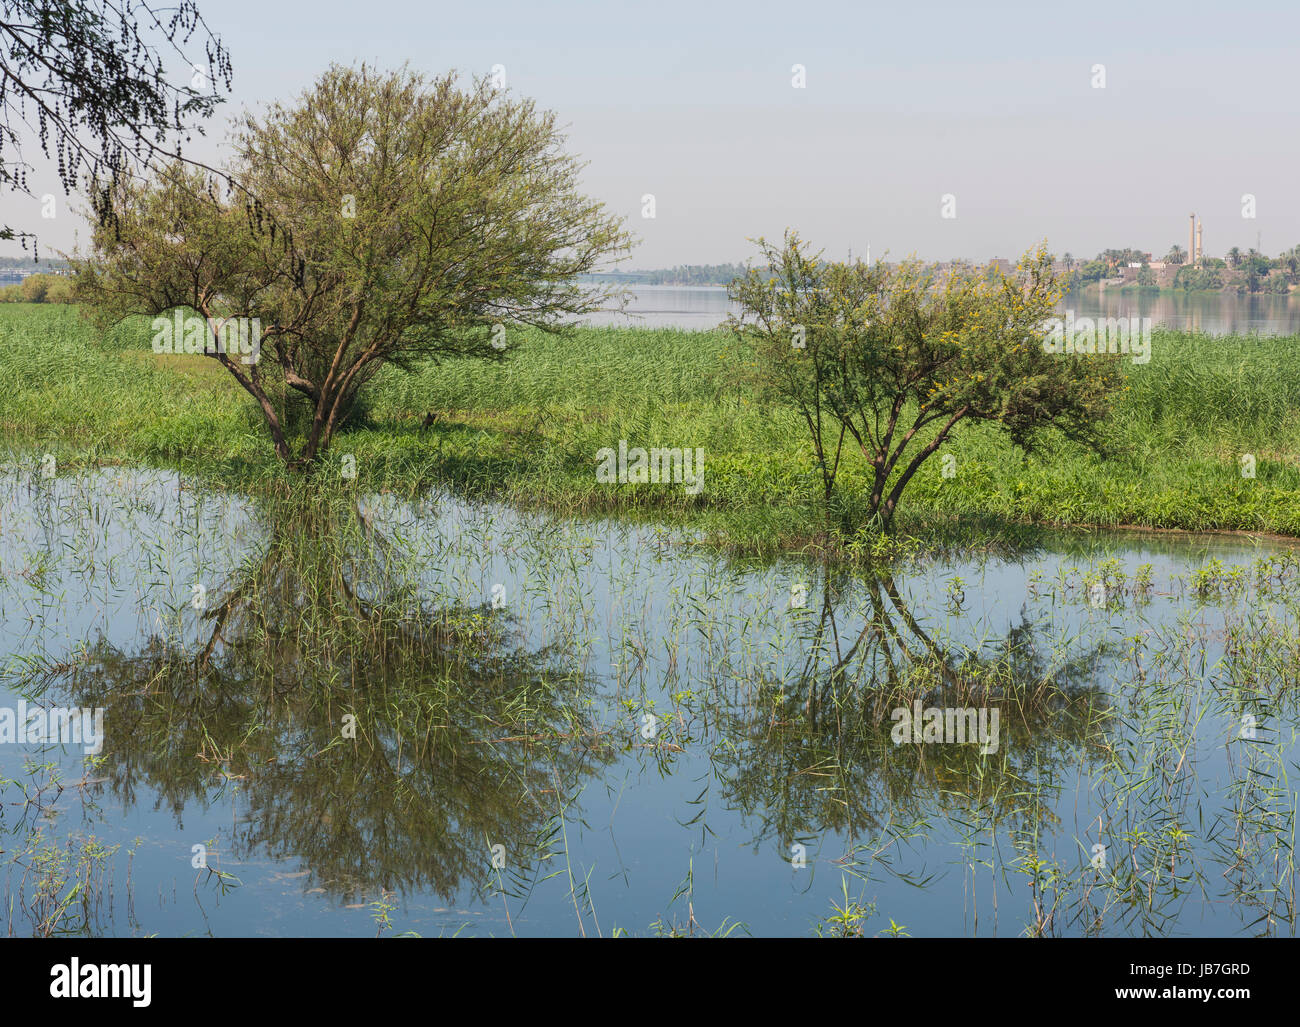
[5,219,1281,274]
[611,220,1278,273]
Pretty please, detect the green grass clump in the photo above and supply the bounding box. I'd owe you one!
[3,305,1299,551]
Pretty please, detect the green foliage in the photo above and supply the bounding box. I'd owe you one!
[641,263,751,286]
[728,233,1123,529]
[0,0,231,248]
[1175,265,1224,291]
[2,307,1299,548]
[73,63,631,468]
[1,274,75,303]
[1077,260,1109,283]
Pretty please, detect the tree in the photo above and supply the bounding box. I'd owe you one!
[1227,246,1242,268]
[1098,247,1146,271]
[1176,265,1223,291]
[17,271,45,301]
[645,262,749,286]
[728,233,1124,531]
[0,0,232,250]
[1078,259,1108,283]
[14,270,69,301]
[74,64,632,469]
[1165,245,1186,265]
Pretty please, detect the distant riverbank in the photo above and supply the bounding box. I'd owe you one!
[1083,280,1297,298]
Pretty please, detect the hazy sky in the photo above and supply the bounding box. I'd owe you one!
[4,0,1298,267]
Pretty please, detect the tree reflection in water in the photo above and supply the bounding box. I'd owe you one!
[36,492,615,906]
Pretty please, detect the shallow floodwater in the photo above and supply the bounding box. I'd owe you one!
[1,467,1297,937]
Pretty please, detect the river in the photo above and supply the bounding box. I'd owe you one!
[583,284,1300,336]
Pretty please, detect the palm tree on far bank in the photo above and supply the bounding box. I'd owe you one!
[1284,246,1300,283]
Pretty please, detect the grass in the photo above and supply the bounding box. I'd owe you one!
[2,303,1299,555]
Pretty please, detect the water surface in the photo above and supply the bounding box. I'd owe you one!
[584,284,1300,336]
[1,467,1297,937]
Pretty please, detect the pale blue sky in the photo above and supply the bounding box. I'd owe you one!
[5,0,1298,266]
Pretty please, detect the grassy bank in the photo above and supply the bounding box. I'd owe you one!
[2,304,1298,554]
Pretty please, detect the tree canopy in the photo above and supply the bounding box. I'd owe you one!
[729,233,1124,530]
[0,0,232,250]
[74,64,632,468]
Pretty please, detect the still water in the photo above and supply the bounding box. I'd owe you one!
[587,285,1300,336]
[2,467,1297,937]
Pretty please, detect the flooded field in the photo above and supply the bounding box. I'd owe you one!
[2,466,1298,937]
